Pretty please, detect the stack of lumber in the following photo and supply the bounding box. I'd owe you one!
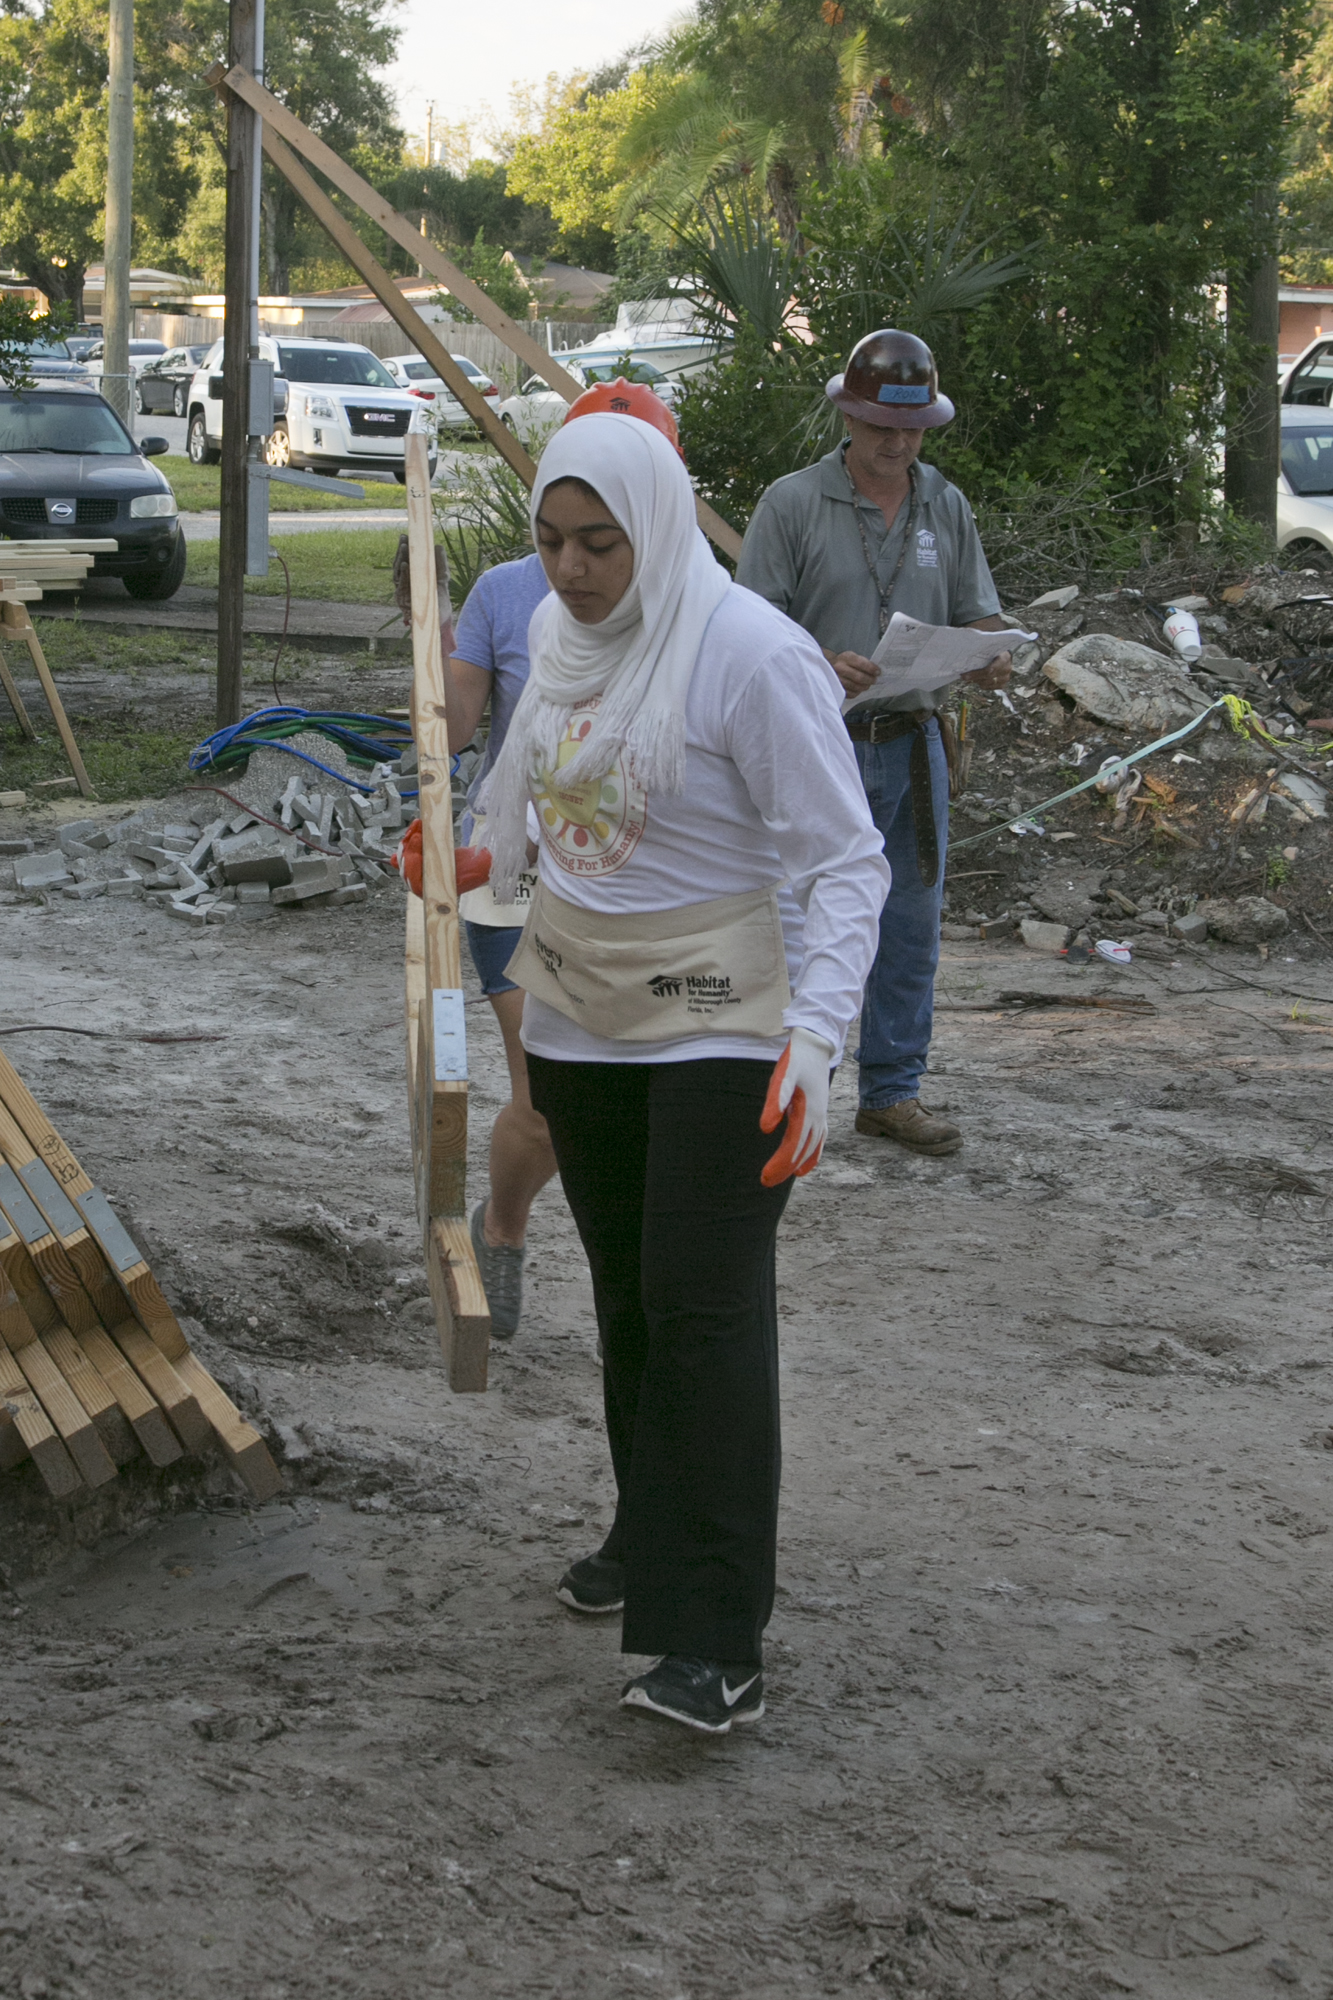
[0,1048,281,1502]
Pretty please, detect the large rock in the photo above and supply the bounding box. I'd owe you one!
[1043,633,1210,733]
[1194,895,1289,945]
[1028,867,1103,929]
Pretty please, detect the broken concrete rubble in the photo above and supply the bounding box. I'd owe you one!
[1043,633,1212,733]
[6,727,415,925]
[1194,895,1290,944]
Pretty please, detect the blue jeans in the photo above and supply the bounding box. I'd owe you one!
[854,720,948,1108]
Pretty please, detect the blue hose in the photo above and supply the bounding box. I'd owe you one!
[188,706,423,798]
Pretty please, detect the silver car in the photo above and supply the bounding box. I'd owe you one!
[381,352,498,429]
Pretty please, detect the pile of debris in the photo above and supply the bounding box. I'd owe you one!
[1,734,418,928]
[939,572,1333,952]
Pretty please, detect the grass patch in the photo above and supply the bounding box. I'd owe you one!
[185,528,404,604]
[1,718,195,799]
[24,619,218,676]
[163,460,407,516]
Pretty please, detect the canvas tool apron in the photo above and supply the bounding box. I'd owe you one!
[504,879,792,1041]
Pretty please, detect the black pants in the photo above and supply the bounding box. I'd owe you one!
[527,1054,791,1666]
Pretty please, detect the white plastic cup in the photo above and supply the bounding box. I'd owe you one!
[1163,608,1202,662]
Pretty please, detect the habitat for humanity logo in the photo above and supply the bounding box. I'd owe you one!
[647,972,736,1006]
[915,528,938,569]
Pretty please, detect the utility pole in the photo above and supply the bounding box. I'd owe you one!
[103,0,134,428]
[217,0,264,727]
[1223,185,1279,538]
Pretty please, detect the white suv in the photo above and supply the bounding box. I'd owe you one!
[185,336,434,484]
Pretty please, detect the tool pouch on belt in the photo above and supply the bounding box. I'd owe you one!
[505,879,791,1040]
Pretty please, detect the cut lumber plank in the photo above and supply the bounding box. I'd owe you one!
[0,1082,189,1362]
[173,1353,282,1501]
[106,1318,211,1456]
[1,1327,116,1488]
[69,1319,181,1467]
[38,1326,137,1466]
[0,601,93,797]
[427,1217,491,1393]
[0,1338,82,1498]
[0,1182,208,1456]
[403,430,490,1390]
[0,644,36,738]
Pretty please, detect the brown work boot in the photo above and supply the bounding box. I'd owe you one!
[855,1099,963,1157]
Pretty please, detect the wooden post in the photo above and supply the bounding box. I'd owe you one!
[102,0,134,429]
[403,431,490,1392]
[216,0,261,728]
[218,64,744,562]
[0,603,93,796]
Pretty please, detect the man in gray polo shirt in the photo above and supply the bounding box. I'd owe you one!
[737,328,1010,1155]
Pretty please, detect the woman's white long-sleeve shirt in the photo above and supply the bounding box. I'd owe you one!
[519,583,891,1066]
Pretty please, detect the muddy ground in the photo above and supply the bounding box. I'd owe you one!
[4,606,1333,1998]
[4,794,1333,1998]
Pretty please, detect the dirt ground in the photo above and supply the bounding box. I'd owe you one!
[4,742,1333,1998]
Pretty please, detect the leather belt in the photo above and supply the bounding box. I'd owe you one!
[845,708,943,889]
[843,708,931,744]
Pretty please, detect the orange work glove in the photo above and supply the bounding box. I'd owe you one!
[759,1028,835,1186]
[392,818,423,897]
[455,845,493,895]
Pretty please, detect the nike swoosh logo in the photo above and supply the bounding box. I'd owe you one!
[721,1674,759,1707]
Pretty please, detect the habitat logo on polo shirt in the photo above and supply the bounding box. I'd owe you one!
[915,528,938,569]
[534,697,648,878]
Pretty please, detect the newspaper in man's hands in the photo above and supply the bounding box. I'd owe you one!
[841,612,1038,714]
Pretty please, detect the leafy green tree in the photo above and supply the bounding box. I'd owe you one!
[434,230,535,323]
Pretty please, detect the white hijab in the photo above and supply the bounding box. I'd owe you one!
[476,412,731,899]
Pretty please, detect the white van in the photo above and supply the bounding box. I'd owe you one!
[185,336,434,483]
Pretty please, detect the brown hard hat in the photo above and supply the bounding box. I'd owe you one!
[826,328,955,430]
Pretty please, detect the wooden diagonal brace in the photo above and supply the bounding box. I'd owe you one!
[210,61,744,560]
[259,130,538,486]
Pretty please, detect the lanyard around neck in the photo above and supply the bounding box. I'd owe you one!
[843,446,917,637]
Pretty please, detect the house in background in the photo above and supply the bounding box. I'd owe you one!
[1281,286,1333,369]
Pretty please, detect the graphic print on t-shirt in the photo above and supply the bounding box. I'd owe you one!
[534,696,648,877]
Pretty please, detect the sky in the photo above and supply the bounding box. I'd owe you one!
[385,0,688,158]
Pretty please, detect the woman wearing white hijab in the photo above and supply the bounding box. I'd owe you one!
[478,413,889,1734]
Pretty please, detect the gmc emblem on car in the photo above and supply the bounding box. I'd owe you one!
[364,411,393,423]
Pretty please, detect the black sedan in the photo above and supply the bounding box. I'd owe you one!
[0,386,186,600]
[136,345,209,418]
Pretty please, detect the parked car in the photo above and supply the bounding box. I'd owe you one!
[1277,404,1333,568]
[0,383,185,600]
[186,336,435,483]
[8,339,92,384]
[84,339,169,388]
[495,357,681,441]
[136,345,209,418]
[381,352,498,429]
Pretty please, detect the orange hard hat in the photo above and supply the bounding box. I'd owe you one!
[562,378,684,461]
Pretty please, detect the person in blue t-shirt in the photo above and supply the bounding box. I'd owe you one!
[444,549,556,1338]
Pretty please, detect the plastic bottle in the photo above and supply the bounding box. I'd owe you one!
[1162,607,1202,662]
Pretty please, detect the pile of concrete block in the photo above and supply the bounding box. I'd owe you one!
[2,743,416,927]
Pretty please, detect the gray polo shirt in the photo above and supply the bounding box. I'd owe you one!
[737,446,1001,714]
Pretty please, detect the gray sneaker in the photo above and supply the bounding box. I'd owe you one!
[470,1200,525,1337]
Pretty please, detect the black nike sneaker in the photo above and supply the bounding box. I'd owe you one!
[620,1655,764,1733]
[556,1552,625,1615]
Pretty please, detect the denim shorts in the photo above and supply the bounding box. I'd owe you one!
[465,920,524,998]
